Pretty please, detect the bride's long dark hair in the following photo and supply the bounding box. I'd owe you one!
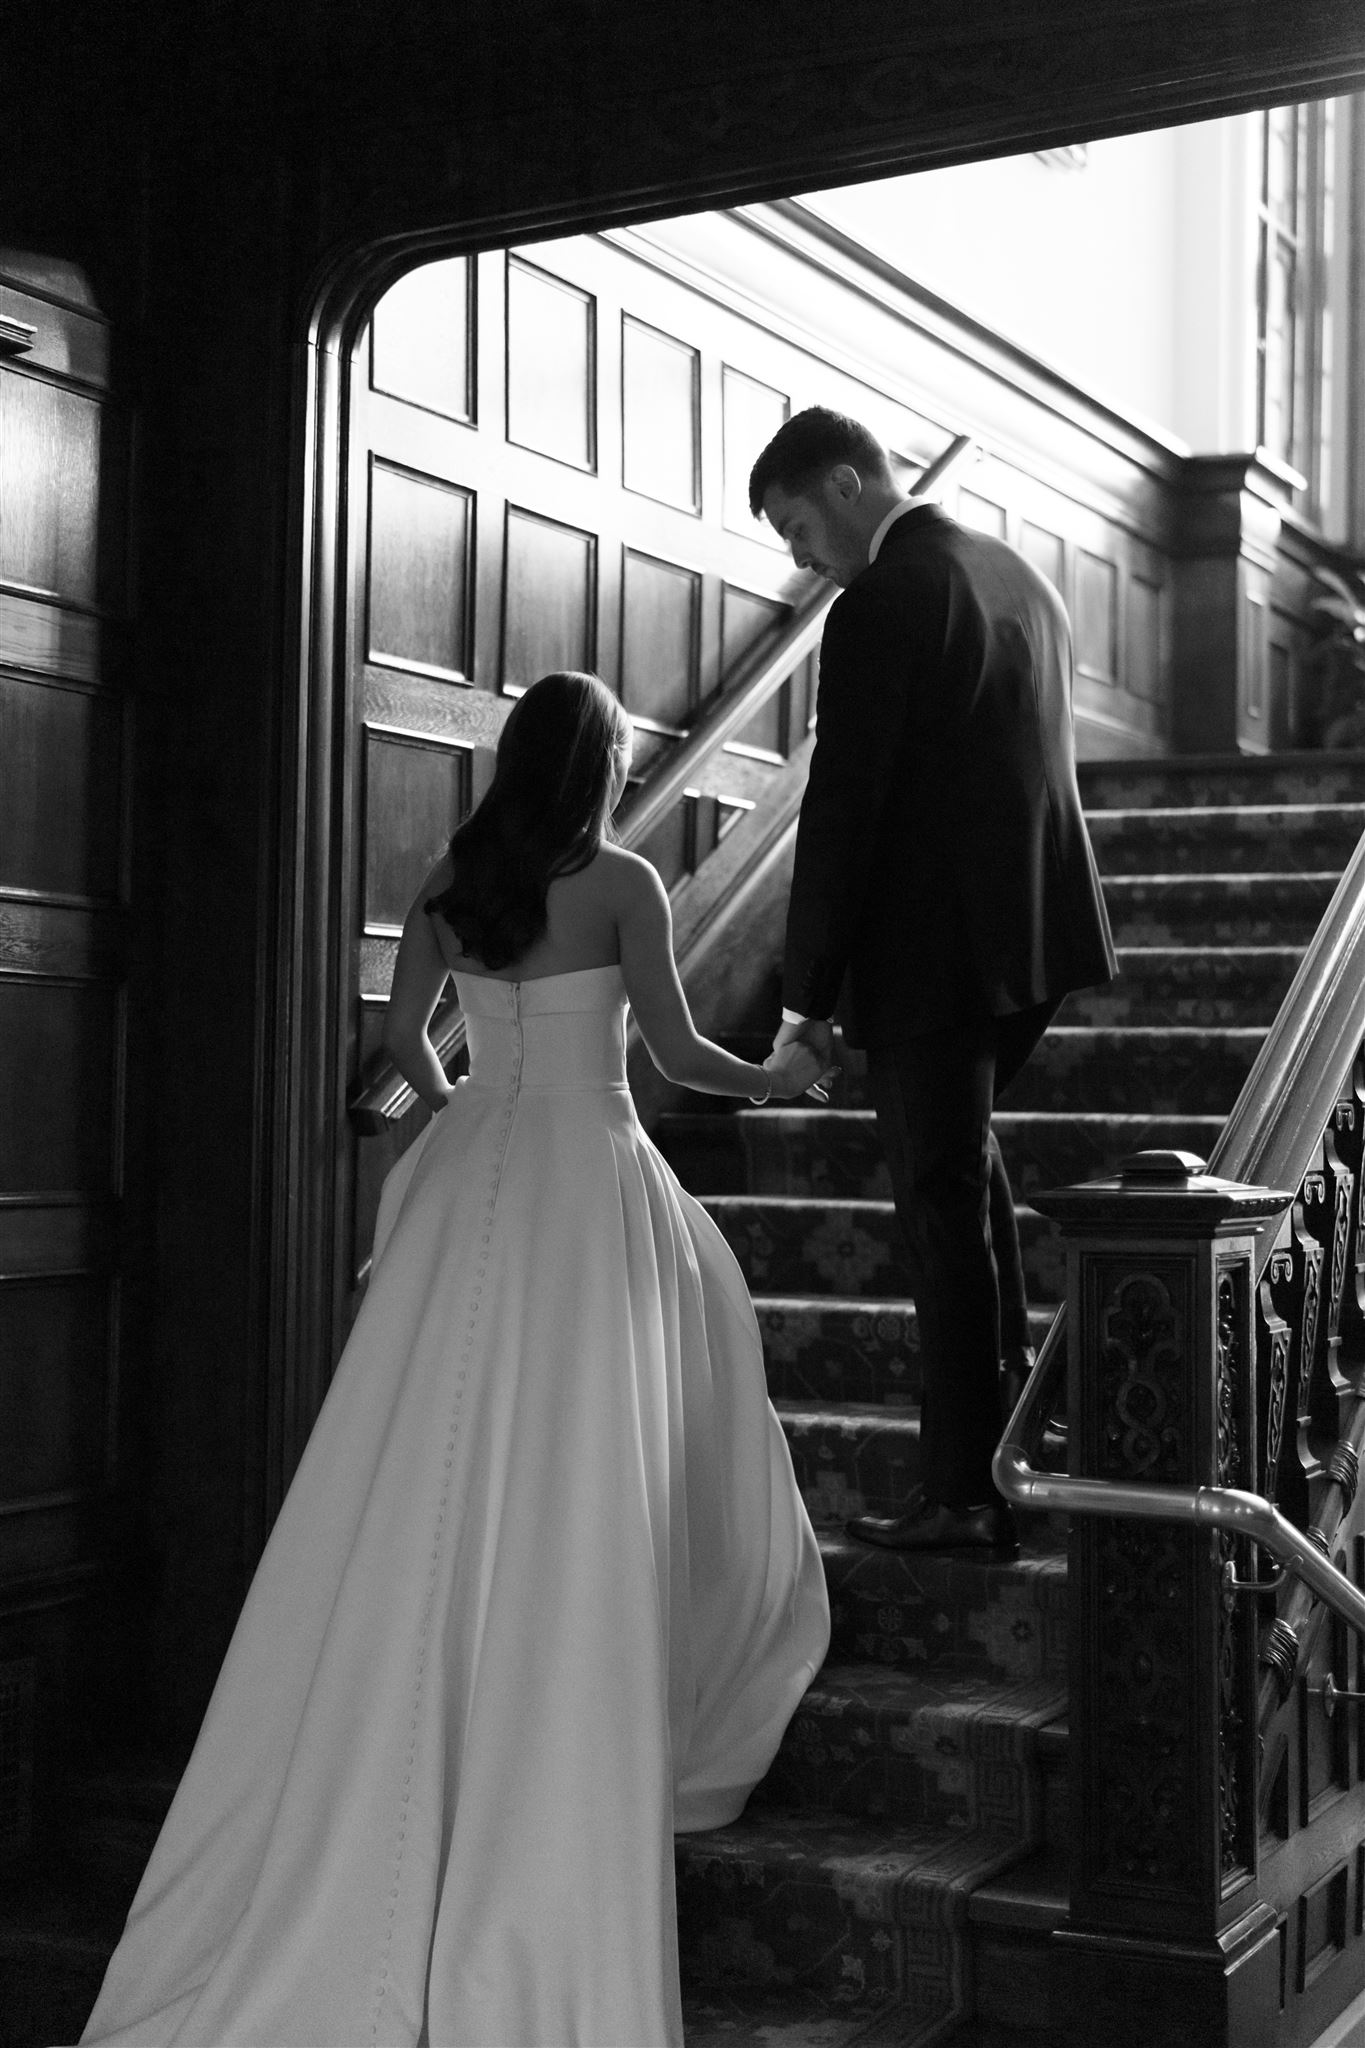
[425,670,631,970]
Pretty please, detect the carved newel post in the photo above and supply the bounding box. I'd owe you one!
[1033,1150,1292,2048]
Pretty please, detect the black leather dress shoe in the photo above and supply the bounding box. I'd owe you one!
[845,1497,1020,1557]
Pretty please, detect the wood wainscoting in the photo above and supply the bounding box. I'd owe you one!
[0,255,144,1856]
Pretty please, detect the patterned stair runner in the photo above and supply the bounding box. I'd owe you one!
[664,755,1365,2048]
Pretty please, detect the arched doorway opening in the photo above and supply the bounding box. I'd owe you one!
[275,88,1365,1518]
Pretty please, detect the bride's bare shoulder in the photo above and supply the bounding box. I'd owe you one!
[590,842,664,907]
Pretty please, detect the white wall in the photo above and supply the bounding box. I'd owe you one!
[802,115,1261,456]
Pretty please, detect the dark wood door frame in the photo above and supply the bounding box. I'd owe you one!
[267,19,1365,1536]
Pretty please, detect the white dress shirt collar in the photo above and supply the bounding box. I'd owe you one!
[867,495,924,566]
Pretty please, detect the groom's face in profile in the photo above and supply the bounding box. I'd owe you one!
[761,466,868,589]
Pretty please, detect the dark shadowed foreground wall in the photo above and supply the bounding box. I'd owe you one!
[1,0,1363,1760]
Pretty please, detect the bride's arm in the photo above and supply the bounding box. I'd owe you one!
[383,862,458,1113]
[614,851,818,1100]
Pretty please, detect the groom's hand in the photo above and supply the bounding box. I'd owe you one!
[773,1016,834,1060]
[772,1016,837,1100]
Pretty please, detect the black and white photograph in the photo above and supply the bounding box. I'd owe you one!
[5,6,1365,2045]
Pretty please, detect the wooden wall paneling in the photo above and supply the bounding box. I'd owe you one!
[1268,632,1298,748]
[501,506,598,689]
[1019,519,1066,596]
[622,315,701,515]
[1299,1863,1350,1994]
[0,978,118,1194]
[505,255,597,473]
[720,581,789,759]
[1074,546,1120,691]
[635,797,694,893]
[1127,566,1168,708]
[619,548,700,731]
[0,900,121,983]
[721,365,789,543]
[588,259,625,701]
[472,251,509,694]
[0,279,109,390]
[628,207,1194,757]
[0,1199,117,1285]
[0,272,135,1828]
[360,667,508,753]
[366,459,474,680]
[1242,585,1270,737]
[0,589,105,685]
[0,1652,37,1858]
[955,486,1008,539]
[362,728,473,930]
[0,674,123,900]
[0,375,114,608]
[691,333,727,706]
[370,253,474,423]
[340,283,493,1345]
[0,1275,114,1501]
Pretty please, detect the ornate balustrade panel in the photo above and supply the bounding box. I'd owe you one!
[1250,1042,1365,1705]
[1034,1164,1286,2044]
[1316,1117,1355,1437]
[1255,1258,1293,1518]
[1275,1187,1326,1519]
[1334,1058,1365,1383]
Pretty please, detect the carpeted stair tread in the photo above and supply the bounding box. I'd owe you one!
[756,1659,1066,1835]
[682,1981,919,2047]
[752,1296,1055,1408]
[663,1102,1235,1197]
[1086,802,1365,874]
[1099,869,1338,944]
[1062,945,1303,1026]
[777,1400,922,1523]
[676,1804,1031,2041]
[1077,748,1365,809]
[699,1195,1063,1300]
[819,1532,1067,1682]
[1004,1025,1261,1114]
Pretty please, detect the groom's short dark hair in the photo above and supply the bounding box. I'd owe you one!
[748,406,892,519]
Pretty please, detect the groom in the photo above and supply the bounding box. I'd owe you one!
[749,408,1116,1554]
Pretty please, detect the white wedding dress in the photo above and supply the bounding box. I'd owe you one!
[77,965,829,2048]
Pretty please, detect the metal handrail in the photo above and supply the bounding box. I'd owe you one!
[995,1425,1365,1645]
[994,776,1365,1645]
[350,432,979,1130]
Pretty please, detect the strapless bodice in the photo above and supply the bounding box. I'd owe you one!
[455,963,628,1092]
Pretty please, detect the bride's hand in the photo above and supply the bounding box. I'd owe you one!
[762,1042,827,1101]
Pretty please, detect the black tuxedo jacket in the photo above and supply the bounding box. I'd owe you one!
[782,503,1116,1048]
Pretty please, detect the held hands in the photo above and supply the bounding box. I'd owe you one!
[763,1017,839,1102]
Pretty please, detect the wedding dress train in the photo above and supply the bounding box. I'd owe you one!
[78,965,829,2048]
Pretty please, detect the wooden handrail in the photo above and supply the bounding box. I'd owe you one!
[350,432,979,1130]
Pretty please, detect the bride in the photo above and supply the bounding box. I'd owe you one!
[77,670,831,2048]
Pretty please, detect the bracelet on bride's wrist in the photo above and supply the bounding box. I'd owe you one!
[748,1067,773,1106]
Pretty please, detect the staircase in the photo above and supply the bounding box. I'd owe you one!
[663,752,1365,2048]
[7,755,1365,2048]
